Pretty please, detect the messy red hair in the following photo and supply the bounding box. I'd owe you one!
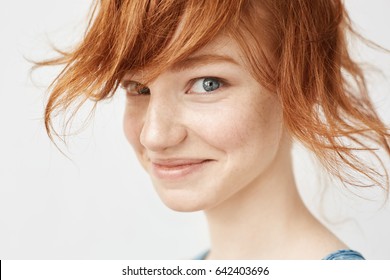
[38,0,390,190]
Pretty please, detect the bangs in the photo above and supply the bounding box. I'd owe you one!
[80,0,246,97]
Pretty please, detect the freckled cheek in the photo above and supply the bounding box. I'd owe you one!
[187,102,282,154]
[187,108,263,150]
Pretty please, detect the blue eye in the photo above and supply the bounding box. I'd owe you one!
[188,77,222,94]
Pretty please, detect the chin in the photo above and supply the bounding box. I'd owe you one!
[156,188,210,212]
[165,203,203,212]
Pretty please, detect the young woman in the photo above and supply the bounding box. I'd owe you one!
[39,0,389,259]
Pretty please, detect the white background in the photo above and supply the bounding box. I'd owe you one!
[0,0,389,259]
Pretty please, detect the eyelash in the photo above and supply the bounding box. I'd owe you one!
[121,81,150,96]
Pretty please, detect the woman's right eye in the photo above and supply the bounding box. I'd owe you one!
[121,81,150,96]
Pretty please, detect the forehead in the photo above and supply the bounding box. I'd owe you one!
[127,34,246,80]
[170,33,247,72]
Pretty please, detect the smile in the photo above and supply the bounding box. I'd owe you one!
[151,159,213,180]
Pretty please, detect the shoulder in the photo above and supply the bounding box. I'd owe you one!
[322,249,365,260]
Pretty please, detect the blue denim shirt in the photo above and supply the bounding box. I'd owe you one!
[195,249,365,260]
[322,249,365,260]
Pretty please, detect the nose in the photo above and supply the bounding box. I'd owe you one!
[139,93,187,152]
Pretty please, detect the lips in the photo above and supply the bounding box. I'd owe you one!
[150,159,212,180]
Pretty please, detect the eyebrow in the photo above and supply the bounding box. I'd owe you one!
[170,54,240,72]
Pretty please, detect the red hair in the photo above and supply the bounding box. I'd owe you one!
[38,0,390,190]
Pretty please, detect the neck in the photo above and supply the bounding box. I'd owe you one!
[204,148,314,259]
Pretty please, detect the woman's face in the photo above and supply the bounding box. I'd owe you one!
[123,35,286,212]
